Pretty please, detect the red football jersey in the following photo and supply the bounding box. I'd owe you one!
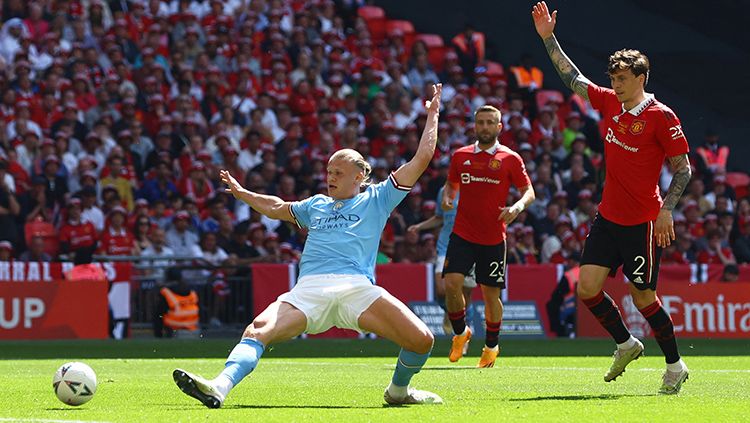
[588,84,689,225]
[448,142,531,245]
[99,228,135,256]
[59,221,97,250]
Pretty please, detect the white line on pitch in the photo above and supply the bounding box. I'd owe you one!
[0,419,113,423]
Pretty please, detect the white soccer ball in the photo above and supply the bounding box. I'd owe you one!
[52,362,97,406]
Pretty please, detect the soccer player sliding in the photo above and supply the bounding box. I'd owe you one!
[532,1,691,394]
[172,84,444,407]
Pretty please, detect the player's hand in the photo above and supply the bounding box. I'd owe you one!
[407,224,420,234]
[654,209,675,247]
[499,204,522,224]
[220,169,245,198]
[425,83,442,114]
[441,196,454,211]
[532,1,557,39]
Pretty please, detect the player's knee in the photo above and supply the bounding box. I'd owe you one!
[242,319,267,339]
[576,278,599,299]
[410,329,434,354]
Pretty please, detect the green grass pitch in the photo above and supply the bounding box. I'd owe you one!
[1,338,749,422]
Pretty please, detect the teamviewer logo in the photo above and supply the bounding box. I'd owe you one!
[461,173,470,184]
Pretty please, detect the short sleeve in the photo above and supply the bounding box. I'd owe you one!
[448,151,461,185]
[586,83,608,111]
[510,154,532,189]
[656,108,689,157]
[369,173,411,213]
[290,196,316,228]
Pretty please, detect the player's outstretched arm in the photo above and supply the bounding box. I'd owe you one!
[408,215,444,234]
[220,169,295,222]
[393,84,442,187]
[655,154,692,247]
[532,1,591,99]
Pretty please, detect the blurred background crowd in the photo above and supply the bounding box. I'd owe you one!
[0,0,748,277]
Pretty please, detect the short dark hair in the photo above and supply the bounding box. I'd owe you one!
[607,49,650,85]
[474,105,501,122]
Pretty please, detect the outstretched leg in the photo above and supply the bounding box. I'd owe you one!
[358,291,442,405]
[173,301,307,408]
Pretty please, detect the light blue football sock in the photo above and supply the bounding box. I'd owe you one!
[391,348,430,387]
[219,337,265,386]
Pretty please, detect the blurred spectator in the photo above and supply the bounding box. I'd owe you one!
[0,171,20,246]
[0,240,13,261]
[721,264,740,282]
[733,218,750,264]
[695,128,729,177]
[697,230,736,265]
[141,227,175,282]
[18,235,52,262]
[154,268,199,338]
[100,155,135,211]
[451,24,485,82]
[166,211,200,258]
[59,198,97,262]
[99,207,139,256]
[510,53,544,93]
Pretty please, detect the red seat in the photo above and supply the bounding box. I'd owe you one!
[358,6,386,41]
[357,5,384,20]
[535,89,565,110]
[385,19,416,49]
[726,172,750,198]
[24,220,59,256]
[485,61,505,81]
[415,34,447,72]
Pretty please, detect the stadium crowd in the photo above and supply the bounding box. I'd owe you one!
[0,0,748,276]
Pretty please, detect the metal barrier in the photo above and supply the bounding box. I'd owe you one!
[94,255,254,333]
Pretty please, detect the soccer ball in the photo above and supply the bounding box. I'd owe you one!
[52,362,97,406]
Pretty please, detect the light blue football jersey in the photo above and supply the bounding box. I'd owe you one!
[435,187,459,257]
[290,174,411,283]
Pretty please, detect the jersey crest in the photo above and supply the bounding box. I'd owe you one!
[630,120,646,135]
[488,159,502,170]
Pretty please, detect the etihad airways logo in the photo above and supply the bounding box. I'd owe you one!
[460,173,501,185]
[312,213,361,230]
[605,128,639,153]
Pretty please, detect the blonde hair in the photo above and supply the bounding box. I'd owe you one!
[329,148,372,187]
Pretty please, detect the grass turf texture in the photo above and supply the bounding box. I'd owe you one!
[1,338,749,422]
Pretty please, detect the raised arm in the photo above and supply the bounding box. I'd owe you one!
[532,1,591,99]
[392,84,442,187]
[220,169,295,222]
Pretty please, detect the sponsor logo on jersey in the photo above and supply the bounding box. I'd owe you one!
[460,172,501,185]
[488,159,502,170]
[605,128,639,152]
[630,120,646,135]
[669,124,685,140]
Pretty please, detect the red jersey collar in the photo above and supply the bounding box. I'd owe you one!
[621,93,655,117]
[473,141,501,155]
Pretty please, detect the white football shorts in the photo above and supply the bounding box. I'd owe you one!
[435,255,477,288]
[277,274,386,334]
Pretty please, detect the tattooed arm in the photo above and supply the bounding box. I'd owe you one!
[661,154,692,212]
[654,154,692,247]
[532,2,591,99]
